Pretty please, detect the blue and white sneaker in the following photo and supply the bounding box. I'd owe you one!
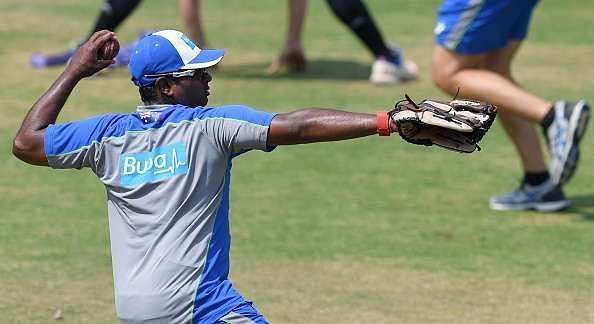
[31,30,154,69]
[543,100,590,185]
[489,180,570,212]
[30,39,83,68]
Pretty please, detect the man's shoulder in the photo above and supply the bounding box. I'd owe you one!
[50,112,133,131]
[45,112,137,157]
[194,104,275,125]
[198,104,256,114]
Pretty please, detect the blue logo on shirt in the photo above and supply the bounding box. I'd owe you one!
[120,142,188,187]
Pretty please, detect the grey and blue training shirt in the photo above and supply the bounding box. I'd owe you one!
[44,104,276,323]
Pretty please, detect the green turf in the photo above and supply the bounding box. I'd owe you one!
[1,0,594,323]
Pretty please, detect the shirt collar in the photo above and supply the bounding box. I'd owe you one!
[136,104,173,112]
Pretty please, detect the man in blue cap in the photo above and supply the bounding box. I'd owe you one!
[13,30,401,323]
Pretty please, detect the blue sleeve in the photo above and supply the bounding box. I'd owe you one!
[44,114,124,170]
[195,105,277,156]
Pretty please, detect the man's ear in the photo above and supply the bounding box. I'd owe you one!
[155,77,176,100]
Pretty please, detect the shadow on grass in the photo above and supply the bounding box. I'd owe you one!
[94,58,420,85]
[219,59,371,81]
[566,194,594,221]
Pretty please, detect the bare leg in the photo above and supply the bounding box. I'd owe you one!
[432,46,551,122]
[179,0,207,47]
[496,111,547,172]
[432,43,549,172]
[268,0,308,73]
[483,42,548,172]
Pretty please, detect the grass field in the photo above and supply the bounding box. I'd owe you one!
[2,0,594,323]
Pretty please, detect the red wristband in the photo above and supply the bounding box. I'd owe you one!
[376,112,390,136]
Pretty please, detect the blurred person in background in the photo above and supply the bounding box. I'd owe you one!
[31,0,208,69]
[269,0,418,85]
[431,0,590,212]
[32,0,416,86]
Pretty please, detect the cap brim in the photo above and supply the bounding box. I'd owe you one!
[181,49,225,69]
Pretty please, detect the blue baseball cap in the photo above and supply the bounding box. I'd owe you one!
[128,30,225,87]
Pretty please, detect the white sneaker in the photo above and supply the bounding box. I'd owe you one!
[543,100,590,185]
[369,58,418,85]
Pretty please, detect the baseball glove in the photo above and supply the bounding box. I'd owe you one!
[390,94,497,153]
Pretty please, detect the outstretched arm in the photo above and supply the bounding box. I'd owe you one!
[13,30,117,166]
[268,109,395,145]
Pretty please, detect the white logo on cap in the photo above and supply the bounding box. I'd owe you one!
[153,30,201,65]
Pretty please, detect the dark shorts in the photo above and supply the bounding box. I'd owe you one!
[435,0,539,54]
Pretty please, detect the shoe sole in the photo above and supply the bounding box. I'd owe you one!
[552,100,590,185]
[489,199,571,212]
